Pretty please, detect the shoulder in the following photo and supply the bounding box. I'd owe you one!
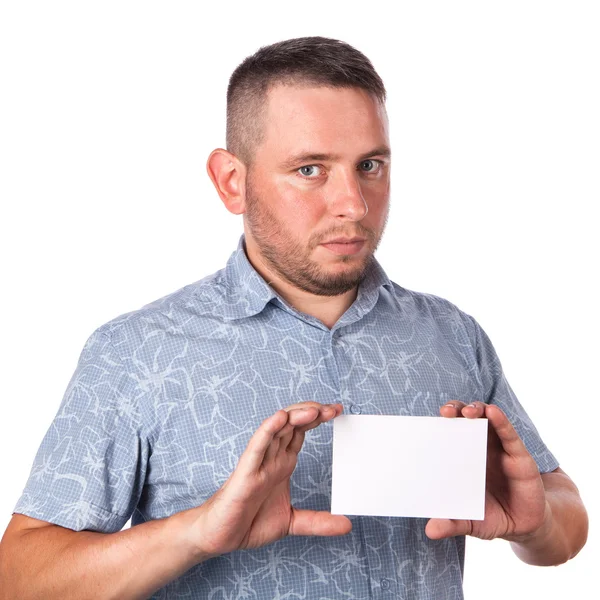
[91,268,229,349]
[378,281,483,352]
[387,281,476,327]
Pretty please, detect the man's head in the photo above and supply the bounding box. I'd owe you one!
[225,36,387,168]
[207,37,391,297]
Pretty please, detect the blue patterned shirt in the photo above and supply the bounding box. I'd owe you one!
[14,235,559,599]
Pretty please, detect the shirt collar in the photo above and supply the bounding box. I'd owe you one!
[217,234,393,322]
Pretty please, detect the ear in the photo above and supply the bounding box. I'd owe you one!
[206,148,247,215]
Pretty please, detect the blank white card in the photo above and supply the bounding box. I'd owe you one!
[331,415,488,520]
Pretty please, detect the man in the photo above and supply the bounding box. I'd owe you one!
[0,37,588,599]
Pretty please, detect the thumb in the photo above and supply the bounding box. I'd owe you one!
[289,509,352,537]
[425,518,472,540]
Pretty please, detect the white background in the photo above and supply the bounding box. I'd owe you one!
[1,1,597,597]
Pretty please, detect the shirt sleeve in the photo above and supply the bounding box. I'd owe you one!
[466,313,559,474]
[13,327,150,532]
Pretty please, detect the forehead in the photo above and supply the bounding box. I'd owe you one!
[260,84,389,158]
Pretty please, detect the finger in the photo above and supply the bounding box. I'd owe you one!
[284,402,344,419]
[289,508,352,537]
[460,401,487,419]
[261,407,319,465]
[484,404,530,459]
[440,401,467,418]
[285,404,341,454]
[425,518,472,540]
[263,435,281,464]
[283,401,331,413]
[286,428,306,455]
[272,421,296,457]
[286,405,320,427]
[236,410,289,475]
[288,404,339,437]
[295,403,340,432]
[262,406,320,463]
[266,418,301,462]
[274,420,295,441]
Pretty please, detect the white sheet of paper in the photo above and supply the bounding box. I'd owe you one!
[331,415,488,520]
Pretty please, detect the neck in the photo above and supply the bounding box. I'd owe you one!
[271,280,358,330]
[244,245,358,330]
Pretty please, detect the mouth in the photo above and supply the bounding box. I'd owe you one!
[322,237,366,244]
[320,238,366,256]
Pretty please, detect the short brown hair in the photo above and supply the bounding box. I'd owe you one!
[226,36,387,166]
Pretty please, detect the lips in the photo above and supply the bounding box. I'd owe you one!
[322,237,366,244]
[320,238,366,256]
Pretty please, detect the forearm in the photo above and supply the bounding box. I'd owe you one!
[0,508,209,600]
[508,482,588,566]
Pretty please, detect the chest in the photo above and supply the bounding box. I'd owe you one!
[138,316,481,519]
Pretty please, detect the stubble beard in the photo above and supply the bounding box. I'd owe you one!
[244,185,388,297]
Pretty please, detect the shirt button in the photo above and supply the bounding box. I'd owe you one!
[381,578,390,590]
[350,404,362,415]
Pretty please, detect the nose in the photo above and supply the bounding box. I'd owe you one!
[328,169,369,221]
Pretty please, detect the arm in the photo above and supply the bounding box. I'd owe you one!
[508,467,589,566]
[0,509,206,600]
[0,403,350,600]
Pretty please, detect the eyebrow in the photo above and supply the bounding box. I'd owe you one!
[278,145,391,170]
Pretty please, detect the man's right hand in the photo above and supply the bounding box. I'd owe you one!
[182,402,352,560]
[0,402,350,600]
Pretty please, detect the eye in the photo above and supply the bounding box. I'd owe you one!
[359,159,383,173]
[297,165,322,178]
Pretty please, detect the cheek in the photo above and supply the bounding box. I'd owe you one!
[276,180,328,222]
[364,174,390,200]
[368,188,390,212]
[361,183,389,221]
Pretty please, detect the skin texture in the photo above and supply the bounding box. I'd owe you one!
[242,85,390,298]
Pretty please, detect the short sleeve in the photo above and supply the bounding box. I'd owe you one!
[466,314,559,474]
[13,328,150,532]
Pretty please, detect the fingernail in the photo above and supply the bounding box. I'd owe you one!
[468,403,477,408]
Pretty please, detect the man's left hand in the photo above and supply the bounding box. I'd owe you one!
[425,401,549,542]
